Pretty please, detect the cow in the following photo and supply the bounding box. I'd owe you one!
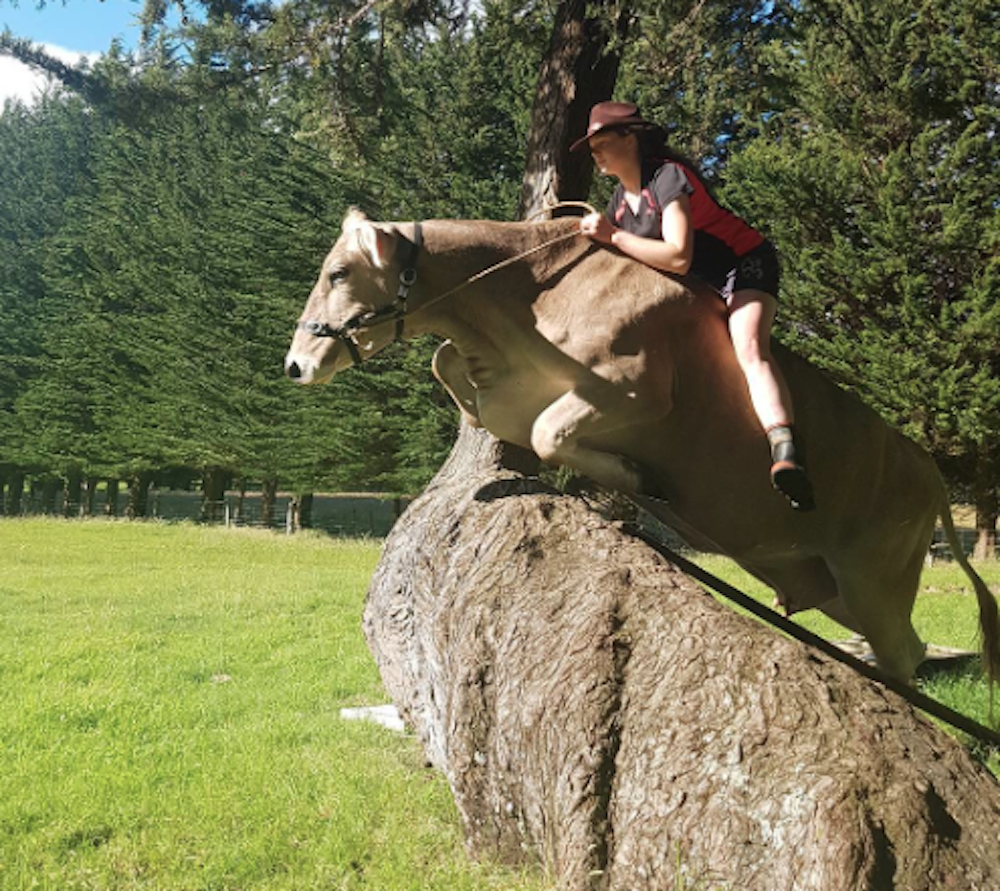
[285,209,1000,686]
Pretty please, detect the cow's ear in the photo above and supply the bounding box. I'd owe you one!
[342,207,369,232]
[342,209,393,269]
[355,220,395,270]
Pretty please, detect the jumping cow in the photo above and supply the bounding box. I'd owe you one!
[285,209,1000,685]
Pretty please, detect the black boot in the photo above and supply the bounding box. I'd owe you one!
[767,425,815,511]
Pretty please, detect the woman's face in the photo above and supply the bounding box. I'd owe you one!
[588,129,639,179]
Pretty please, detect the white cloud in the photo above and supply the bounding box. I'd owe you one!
[0,55,48,106]
[0,44,99,109]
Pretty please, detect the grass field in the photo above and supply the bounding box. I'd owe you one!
[1,518,998,889]
[0,519,545,891]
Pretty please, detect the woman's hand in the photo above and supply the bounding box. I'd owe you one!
[580,212,616,245]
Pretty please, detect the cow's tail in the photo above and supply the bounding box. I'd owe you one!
[938,487,1000,693]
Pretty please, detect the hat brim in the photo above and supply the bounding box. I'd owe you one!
[569,117,652,152]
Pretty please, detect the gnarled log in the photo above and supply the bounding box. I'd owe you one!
[364,424,1000,890]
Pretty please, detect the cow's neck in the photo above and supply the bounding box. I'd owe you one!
[402,218,586,343]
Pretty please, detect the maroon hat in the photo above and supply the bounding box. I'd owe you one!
[570,101,653,152]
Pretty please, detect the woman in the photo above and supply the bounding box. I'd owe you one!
[573,100,814,511]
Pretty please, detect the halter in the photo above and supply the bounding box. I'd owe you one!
[296,222,424,367]
[296,205,594,368]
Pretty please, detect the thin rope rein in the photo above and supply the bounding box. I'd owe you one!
[403,202,597,316]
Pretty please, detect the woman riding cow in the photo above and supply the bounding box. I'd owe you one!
[574,101,814,512]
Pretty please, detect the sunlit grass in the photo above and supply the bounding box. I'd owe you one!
[0,518,548,891]
[2,517,997,889]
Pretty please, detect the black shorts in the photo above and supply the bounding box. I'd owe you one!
[723,240,780,300]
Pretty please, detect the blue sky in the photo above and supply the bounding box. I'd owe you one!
[0,0,175,105]
[1,0,147,53]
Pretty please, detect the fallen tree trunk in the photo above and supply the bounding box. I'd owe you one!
[364,424,1000,890]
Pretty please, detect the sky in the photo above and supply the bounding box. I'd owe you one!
[0,0,160,106]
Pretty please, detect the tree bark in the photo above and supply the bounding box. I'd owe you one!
[517,0,630,217]
[82,477,99,517]
[199,467,227,523]
[126,472,152,519]
[364,424,1000,890]
[104,479,120,517]
[63,468,83,518]
[6,470,24,515]
[297,492,314,530]
[260,476,278,529]
[974,444,997,562]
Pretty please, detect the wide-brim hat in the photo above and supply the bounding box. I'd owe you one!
[570,101,654,152]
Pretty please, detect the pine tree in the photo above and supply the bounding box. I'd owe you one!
[720,0,1000,554]
[0,95,98,511]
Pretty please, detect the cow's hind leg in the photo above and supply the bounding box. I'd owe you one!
[830,558,926,683]
[530,390,657,495]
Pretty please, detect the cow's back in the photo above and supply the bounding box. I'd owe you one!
[589,276,940,564]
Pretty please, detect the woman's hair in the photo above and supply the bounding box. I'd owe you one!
[633,125,706,184]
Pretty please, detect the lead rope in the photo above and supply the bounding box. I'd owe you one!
[627,518,1000,749]
[418,202,598,310]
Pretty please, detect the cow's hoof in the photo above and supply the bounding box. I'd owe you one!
[771,461,816,511]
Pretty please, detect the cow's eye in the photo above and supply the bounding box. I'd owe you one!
[328,268,349,286]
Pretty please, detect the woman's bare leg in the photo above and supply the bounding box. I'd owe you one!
[726,288,792,428]
[728,288,815,510]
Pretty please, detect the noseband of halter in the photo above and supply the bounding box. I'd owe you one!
[295,208,591,369]
[297,222,424,368]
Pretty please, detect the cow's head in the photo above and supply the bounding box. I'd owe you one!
[285,209,412,384]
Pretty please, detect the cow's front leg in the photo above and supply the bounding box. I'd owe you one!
[432,341,482,427]
[530,390,655,496]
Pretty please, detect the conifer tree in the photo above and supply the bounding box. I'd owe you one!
[0,95,97,510]
[721,0,1000,555]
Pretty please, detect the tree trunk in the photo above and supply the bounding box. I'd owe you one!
[974,445,997,561]
[104,479,120,517]
[296,492,314,530]
[82,477,99,517]
[233,478,247,524]
[126,472,152,519]
[63,469,83,518]
[364,424,1000,890]
[6,471,24,515]
[199,467,227,523]
[517,0,630,217]
[260,476,278,529]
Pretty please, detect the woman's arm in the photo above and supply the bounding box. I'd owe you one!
[580,194,694,275]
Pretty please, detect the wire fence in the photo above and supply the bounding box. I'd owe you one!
[2,483,996,559]
[4,489,413,539]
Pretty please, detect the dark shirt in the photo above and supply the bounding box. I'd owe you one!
[606,160,765,291]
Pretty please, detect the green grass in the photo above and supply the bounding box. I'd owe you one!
[0,519,548,891]
[2,519,997,890]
